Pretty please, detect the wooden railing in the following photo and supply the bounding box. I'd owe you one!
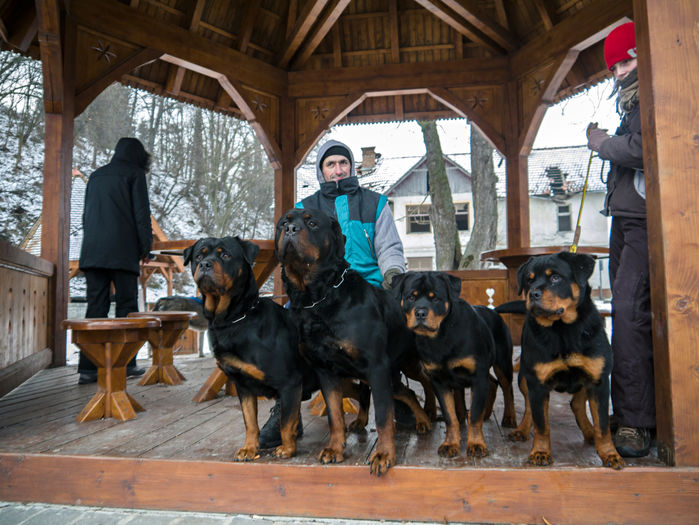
[0,241,54,397]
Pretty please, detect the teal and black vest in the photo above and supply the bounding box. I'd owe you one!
[297,176,386,287]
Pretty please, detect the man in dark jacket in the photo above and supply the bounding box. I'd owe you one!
[77,137,153,384]
[587,22,654,457]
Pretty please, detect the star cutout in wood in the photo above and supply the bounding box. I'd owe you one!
[530,77,546,95]
[466,93,489,110]
[91,40,117,64]
[251,97,268,114]
[310,103,329,120]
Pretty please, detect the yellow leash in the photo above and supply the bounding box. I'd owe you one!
[569,151,596,253]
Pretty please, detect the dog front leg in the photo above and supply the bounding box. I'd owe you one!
[527,382,553,466]
[509,374,532,441]
[588,384,624,469]
[317,374,346,465]
[434,386,461,457]
[234,387,259,461]
[466,376,490,457]
[276,384,303,459]
[367,369,396,476]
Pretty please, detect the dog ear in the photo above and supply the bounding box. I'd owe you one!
[516,257,535,296]
[389,272,408,301]
[183,242,196,268]
[558,251,595,288]
[235,237,260,266]
[329,216,346,259]
[441,272,463,302]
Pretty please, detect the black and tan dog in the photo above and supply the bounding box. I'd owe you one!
[275,208,432,476]
[392,271,516,458]
[503,251,623,469]
[183,236,316,462]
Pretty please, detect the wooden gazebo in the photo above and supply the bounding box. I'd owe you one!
[0,1,697,523]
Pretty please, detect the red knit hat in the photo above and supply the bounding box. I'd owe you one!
[604,22,637,70]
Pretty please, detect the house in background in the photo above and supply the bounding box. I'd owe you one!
[298,144,611,294]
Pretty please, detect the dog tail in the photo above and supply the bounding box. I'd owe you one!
[495,300,526,315]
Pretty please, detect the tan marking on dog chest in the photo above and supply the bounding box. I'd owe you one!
[534,358,568,383]
[448,356,477,373]
[219,355,265,381]
[565,353,606,382]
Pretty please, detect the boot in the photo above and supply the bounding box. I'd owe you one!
[613,425,652,458]
[258,400,303,449]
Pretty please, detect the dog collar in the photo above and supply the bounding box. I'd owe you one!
[231,298,259,324]
[303,268,348,309]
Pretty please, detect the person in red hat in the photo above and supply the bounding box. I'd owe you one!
[586,21,654,458]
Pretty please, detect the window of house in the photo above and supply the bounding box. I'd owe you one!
[407,257,433,271]
[557,204,572,232]
[406,204,431,234]
[455,202,470,231]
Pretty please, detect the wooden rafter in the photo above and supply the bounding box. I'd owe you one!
[389,0,400,63]
[290,0,351,70]
[411,0,504,55]
[441,0,517,52]
[68,0,287,96]
[277,0,329,68]
[532,0,554,31]
[238,3,259,53]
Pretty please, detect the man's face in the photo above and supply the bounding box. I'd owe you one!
[322,154,351,182]
[611,58,637,81]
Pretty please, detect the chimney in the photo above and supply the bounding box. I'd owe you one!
[361,146,377,170]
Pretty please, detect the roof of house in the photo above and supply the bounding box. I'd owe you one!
[296,145,607,201]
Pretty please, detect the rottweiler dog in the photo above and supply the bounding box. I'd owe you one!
[275,208,431,476]
[505,251,623,469]
[392,271,516,458]
[183,236,316,462]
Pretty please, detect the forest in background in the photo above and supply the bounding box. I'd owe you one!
[0,50,275,251]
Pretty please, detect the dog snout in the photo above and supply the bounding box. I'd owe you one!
[415,307,428,321]
[285,220,301,236]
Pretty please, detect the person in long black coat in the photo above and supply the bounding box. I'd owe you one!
[76,137,153,384]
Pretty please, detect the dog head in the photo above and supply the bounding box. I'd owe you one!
[183,236,259,318]
[274,208,346,290]
[516,251,595,327]
[392,271,462,338]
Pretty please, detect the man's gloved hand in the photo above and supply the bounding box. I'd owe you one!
[586,122,610,152]
[382,268,403,290]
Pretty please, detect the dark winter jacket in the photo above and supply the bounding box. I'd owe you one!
[79,138,153,274]
[598,103,646,218]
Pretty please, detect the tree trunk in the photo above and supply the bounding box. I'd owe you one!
[459,126,498,269]
[418,120,461,270]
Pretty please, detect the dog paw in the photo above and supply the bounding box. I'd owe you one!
[274,444,296,459]
[438,443,460,458]
[467,442,489,458]
[601,453,625,470]
[528,451,553,466]
[318,447,344,465]
[501,415,518,428]
[347,418,367,433]
[508,429,529,442]
[234,446,259,462]
[415,419,432,434]
[368,450,394,476]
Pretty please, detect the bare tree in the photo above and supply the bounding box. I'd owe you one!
[459,126,498,269]
[418,120,461,270]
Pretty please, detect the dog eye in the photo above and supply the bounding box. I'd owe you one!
[550,274,561,283]
[307,220,317,228]
[407,295,416,302]
[195,254,203,262]
[221,252,231,261]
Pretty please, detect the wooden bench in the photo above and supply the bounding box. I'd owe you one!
[128,311,197,386]
[61,317,160,422]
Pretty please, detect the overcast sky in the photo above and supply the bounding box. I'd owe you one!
[322,79,619,160]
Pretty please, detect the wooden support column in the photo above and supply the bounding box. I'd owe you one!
[273,95,297,302]
[503,80,529,251]
[36,1,76,367]
[633,0,699,466]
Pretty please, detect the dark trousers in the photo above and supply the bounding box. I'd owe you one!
[77,268,140,372]
[609,216,655,429]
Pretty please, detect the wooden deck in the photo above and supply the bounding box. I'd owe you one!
[1,356,697,524]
